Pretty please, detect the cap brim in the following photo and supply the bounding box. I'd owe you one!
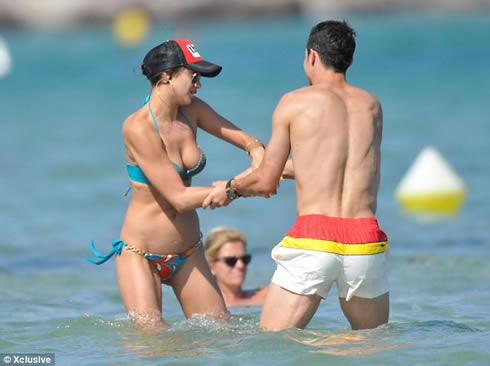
[188,60,222,77]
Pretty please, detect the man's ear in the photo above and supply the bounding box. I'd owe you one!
[310,49,320,67]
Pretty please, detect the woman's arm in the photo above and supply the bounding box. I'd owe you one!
[193,97,265,169]
[203,93,295,208]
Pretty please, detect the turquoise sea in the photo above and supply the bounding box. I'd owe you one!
[1,10,489,365]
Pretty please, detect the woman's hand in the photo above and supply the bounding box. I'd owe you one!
[247,143,265,170]
[202,181,231,209]
[249,147,265,170]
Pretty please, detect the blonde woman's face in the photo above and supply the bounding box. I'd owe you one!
[210,241,247,287]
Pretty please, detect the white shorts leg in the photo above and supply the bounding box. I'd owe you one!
[270,243,342,299]
[337,249,390,301]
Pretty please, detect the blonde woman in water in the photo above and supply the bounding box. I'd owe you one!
[205,227,268,307]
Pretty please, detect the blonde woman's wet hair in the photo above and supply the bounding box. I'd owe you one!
[205,227,247,263]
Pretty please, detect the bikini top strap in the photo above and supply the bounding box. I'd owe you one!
[147,96,191,135]
[146,96,160,133]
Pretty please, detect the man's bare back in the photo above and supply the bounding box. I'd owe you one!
[281,81,383,218]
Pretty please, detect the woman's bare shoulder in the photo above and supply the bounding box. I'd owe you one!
[122,109,151,142]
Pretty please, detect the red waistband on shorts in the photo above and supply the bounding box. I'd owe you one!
[286,214,388,244]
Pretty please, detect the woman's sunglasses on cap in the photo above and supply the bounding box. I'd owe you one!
[218,254,252,267]
[191,72,200,84]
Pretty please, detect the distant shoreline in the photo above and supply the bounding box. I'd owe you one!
[0,0,489,29]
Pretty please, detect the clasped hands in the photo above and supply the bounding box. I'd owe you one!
[202,180,230,209]
[202,180,258,209]
[202,179,278,209]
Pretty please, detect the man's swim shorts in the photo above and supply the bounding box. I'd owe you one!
[271,214,389,300]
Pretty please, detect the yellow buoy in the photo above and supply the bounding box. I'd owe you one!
[395,146,466,215]
[112,8,151,47]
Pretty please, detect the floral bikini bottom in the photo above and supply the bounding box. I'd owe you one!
[88,234,202,280]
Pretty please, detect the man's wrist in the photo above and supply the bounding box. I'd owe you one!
[226,178,241,200]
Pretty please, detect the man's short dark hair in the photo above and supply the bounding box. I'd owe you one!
[306,20,356,74]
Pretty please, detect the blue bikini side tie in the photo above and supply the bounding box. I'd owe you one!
[88,239,127,265]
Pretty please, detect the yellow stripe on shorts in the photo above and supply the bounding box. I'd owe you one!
[280,236,389,255]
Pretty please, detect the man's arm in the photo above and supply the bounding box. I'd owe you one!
[202,93,296,208]
[233,93,297,195]
[281,158,294,179]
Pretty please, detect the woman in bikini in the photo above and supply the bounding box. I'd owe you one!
[88,40,264,329]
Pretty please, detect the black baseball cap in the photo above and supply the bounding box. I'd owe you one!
[142,39,222,79]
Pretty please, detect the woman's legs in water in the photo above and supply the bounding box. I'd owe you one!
[169,246,228,319]
[116,244,228,329]
[115,249,164,331]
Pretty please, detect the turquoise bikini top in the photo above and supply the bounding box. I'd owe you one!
[126,97,206,185]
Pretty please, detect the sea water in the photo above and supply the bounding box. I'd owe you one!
[0,11,489,365]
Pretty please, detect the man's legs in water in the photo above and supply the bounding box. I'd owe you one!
[339,292,389,330]
[259,283,322,330]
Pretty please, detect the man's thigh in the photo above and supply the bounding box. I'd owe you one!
[339,292,389,330]
[260,283,322,331]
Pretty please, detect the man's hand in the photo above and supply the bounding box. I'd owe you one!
[203,181,230,209]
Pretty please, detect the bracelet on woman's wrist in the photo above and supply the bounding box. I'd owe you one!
[245,139,264,155]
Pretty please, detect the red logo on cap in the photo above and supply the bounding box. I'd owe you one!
[175,40,203,64]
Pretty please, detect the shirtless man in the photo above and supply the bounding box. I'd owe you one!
[203,20,389,331]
